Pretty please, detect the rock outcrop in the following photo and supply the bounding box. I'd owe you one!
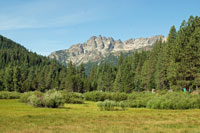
[49,35,166,65]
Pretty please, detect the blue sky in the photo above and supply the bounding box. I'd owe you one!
[0,0,199,55]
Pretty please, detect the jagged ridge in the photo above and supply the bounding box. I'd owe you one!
[49,35,166,65]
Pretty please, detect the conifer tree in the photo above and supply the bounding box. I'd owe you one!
[168,16,200,90]
[113,66,123,92]
[13,66,22,92]
[4,66,14,91]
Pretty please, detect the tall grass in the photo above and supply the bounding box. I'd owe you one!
[97,100,127,111]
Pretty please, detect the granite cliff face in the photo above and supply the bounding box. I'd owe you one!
[49,35,166,65]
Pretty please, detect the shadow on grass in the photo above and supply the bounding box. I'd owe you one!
[99,108,127,111]
[58,106,72,110]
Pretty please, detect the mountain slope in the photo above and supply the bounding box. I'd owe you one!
[49,35,167,65]
[0,35,51,69]
[0,35,68,92]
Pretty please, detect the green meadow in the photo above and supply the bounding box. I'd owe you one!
[1,99,200,133]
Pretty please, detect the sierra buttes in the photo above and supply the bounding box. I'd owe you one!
[49,35,166,65]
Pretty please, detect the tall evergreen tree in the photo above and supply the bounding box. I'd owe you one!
[168,16,200,90]
[4,66,14,91]
[13,66,22,92]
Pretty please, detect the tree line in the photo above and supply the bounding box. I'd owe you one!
[0,16,200,93]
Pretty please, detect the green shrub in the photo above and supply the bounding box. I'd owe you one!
[21,90,64,108]
[28,93,45,107]
[128,92,155,100]
[20,92,35,103]
[119,101,127,110]
[146,92,200,109]
[43,90,64,108]
[0,91,21,99]
[189,96,200,108]
[97,100,127,111]
[71,92,84,99]
[62,92,84,104]
[155,89,169,95]
[84,91,110,102]
[111,92,128,101]
[125,92,200,110]
[126,99,148,108]
[104,100,116,111]
[97,100,116,111]
[126,92,155,108]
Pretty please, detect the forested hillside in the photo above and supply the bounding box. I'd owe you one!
[0,36,87,92]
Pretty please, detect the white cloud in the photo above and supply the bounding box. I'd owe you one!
[0,0,100,30]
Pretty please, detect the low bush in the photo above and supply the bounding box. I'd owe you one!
[0,91,21,99]
[125,99,148,108]
[126,92,155,108]
[118,101,127,111]
[146,92,200,109]
[156,89,169,95]
[71,92,84,99]
[111,92,128,101]
[97,100,116,111]
[28,93,45,107]
[84,91,110,102]
[97,100,127,111]
[62,92,84,104]
[128,92,155,100]
[189,95,200,108]
[20,90,64,108]
[43,90,64,108]
[20,91,35,103]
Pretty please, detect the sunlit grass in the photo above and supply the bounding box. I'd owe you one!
[1,99,200,133]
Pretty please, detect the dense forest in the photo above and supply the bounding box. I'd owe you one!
[0,36,87,92]
[90,16,200,92]
[0,16,200,93]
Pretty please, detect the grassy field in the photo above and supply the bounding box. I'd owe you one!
[1,100,200,133]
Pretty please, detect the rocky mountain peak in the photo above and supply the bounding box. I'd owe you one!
[49,35,166,65]
[97,35,102,39]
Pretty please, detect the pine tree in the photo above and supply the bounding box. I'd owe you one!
[113,66,123,92]
[167,25,177,44]
[89,65,97,91]
[158,25,177,90]
[4,66,14,91]
[97,63,115,92]
[0,70,4,91]
[59,69,67,90]
[38,69,46,92]
[13,66,22,92]
[168,16,200,90]
[65,61,78,92]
